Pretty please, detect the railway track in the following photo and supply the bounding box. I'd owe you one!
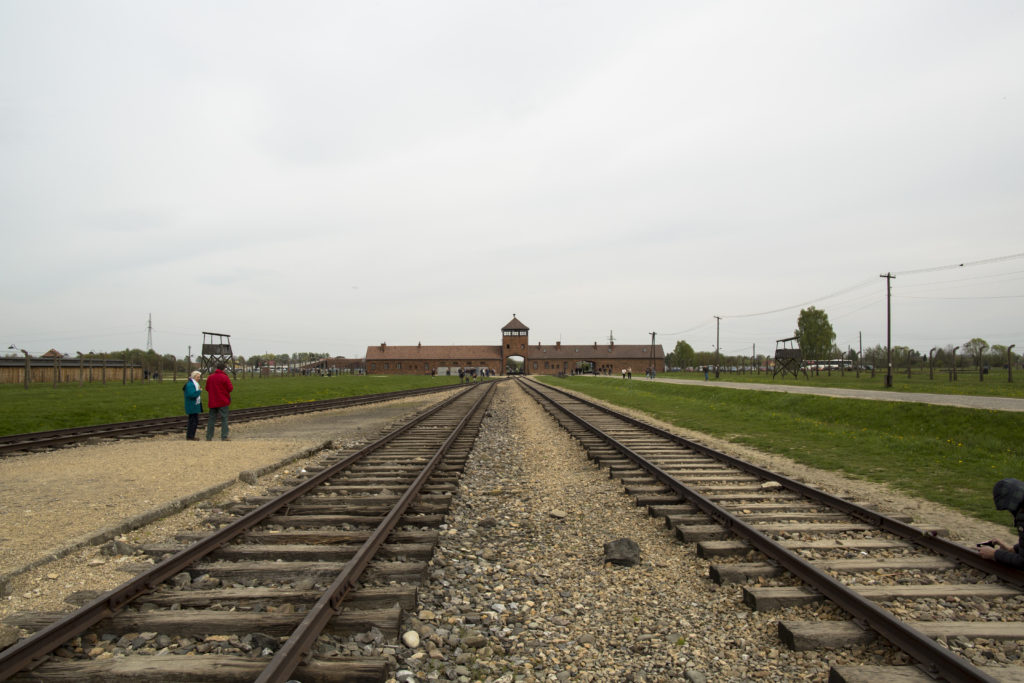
[0,381,496,682]
[0,384,461,456]
[518,378,1024,683]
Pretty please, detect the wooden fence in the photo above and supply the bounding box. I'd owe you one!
[0,358,143,385]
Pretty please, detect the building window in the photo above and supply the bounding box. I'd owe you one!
[370,362,376,370]
[383,363,389,370]
[533,362,538,369]
[397,363,402,370]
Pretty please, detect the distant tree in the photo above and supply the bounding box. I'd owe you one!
[693,350,715,367]
[668,340,695,369]
[860,344,886,367]
[963,338,989,366]
[794,307,836,361]
[990,344,1015,368]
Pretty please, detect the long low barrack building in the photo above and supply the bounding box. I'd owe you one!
[364,316,664,377]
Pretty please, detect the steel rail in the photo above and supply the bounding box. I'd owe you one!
[519,378,1000,683]
[0,384,460,454]
[256,381,496,683]
[0,384,477,680]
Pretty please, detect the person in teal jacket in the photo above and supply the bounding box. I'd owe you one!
[183,370,203,440]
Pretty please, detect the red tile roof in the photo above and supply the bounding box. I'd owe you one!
[530,343,663,360]
[365,344,501,361]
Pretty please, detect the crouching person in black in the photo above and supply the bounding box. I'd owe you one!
[978,478,1024,569]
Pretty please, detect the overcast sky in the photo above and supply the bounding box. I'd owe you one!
[2,1,1022,361]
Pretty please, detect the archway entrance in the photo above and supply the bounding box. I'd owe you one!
[575,360,595,375]
[505,355,525,375]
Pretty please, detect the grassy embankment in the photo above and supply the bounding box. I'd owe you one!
[539,375,1024,529]
[0,374,463,437]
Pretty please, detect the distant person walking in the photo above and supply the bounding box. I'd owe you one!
[205,363,234,441]
[183,370,202,440]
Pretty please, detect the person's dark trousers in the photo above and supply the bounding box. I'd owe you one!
[206,406,230,440]
[186,413,199,440]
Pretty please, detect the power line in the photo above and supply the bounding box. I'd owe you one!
[898,268,1024,291]
[720,277,878,319]
[892,251,1024,277]
[897,294,1024,301]
[661,318,716,337]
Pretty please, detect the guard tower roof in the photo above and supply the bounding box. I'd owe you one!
[502,316,529,332]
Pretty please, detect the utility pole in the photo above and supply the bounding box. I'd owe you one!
[608,330,615,346]
[857,331,863,378]
[649,332,656,378]
[1009,345,1016,383]
[146,313,153,351]
[880,273,894,388]
[714,316,721,378]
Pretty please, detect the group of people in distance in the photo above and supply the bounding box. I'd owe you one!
[182,362,233,441]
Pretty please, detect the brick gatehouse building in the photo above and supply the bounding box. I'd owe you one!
[363,316,665,376]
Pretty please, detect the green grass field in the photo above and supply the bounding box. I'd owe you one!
[665,367,1024,398]
[0,375,462,436]
[539,376,1024,529]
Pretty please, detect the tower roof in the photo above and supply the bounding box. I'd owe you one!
[502,315,529,332]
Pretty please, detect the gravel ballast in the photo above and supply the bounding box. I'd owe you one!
[389,382,914,682]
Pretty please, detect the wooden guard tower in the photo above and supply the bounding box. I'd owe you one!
[774,336,808,379]
[200,331,236,377]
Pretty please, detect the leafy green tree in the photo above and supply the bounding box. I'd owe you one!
[963,338,989,366]
[794,307,836,361]
[668,340,695,369]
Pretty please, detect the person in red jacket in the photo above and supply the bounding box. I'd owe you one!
[205,363,234,441]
